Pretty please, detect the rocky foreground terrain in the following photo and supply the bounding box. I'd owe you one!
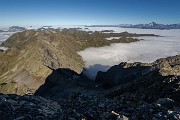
[0,55,179,120]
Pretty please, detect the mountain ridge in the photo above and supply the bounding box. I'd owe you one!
[86,22,180,30]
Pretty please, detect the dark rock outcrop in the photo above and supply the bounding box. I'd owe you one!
[96,55,180,87]
[96,62,151,87]
[34,68,96,98]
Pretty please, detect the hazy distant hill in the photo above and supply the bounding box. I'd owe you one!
[86,22,180,30]
[120,22,180,30]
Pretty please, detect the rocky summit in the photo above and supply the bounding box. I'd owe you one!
[0,29,179,120]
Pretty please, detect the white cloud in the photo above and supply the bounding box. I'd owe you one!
[0,32,16,42]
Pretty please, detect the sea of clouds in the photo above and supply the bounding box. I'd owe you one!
[78,28,180,79]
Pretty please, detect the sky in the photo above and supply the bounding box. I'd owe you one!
[0,0,180,26]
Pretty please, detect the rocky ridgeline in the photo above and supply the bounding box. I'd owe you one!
[0,55,179,120]
[96,55,180,86]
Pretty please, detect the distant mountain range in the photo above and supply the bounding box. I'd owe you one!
[1,22,180,33]
[86,22,180,30]
[120,22,180,30]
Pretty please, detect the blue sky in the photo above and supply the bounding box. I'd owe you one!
[0,0,180,26]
